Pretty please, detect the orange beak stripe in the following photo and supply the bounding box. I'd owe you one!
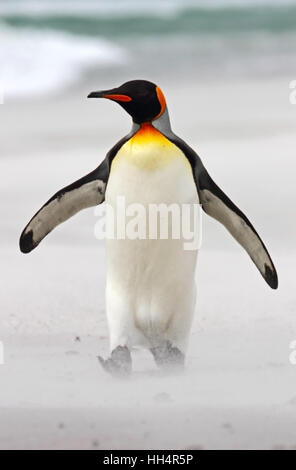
[103,94,132,102]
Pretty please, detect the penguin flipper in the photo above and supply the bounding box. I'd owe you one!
[155,133,277,289]
[197,168,278,289]
[19,159,109,254]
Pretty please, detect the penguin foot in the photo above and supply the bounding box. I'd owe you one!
[98,345,132,378]
[150,341,185,370]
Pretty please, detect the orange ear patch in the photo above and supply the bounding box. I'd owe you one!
[155,86,166,119]
[104,94,132,102]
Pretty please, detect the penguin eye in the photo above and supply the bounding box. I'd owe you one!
[140,91,155,105]
[136,89,150,100]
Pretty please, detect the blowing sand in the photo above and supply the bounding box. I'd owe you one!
[0,77,295,449]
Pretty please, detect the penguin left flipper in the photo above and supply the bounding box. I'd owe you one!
[170,137,278,289]
[197,167,278,289]
[19,158,109,254]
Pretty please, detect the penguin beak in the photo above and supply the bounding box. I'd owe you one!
[87,91,105,99]
[87,90,132,102]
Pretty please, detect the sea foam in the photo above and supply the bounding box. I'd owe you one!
[0,24,128,98]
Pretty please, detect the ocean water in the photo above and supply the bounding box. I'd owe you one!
[0,0,295,97]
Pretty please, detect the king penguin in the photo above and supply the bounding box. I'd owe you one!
[19,80,278,376]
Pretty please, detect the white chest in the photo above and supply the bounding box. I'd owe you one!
[104,127,199,348]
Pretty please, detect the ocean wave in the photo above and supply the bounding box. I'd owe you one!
[1,1,295,98]
[0,24,129,97]
[1,2,296,38]
[0,0,295,18]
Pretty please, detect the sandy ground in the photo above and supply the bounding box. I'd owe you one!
[0,77,296,449]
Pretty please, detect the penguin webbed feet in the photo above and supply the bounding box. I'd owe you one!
[98,345,132,378]
[150,341,185,371]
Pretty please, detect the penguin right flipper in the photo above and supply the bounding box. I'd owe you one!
[196,165,278,289]
[19,158,109,254]
[197,167,278,288]
[170,137,278,289]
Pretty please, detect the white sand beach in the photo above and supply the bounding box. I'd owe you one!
[1,73,296,449]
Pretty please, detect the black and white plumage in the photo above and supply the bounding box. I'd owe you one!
[20,80,278,375]
[20,160,108,253]
[166,133,278,289]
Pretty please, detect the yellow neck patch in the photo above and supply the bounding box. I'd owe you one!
[112,123,190,171]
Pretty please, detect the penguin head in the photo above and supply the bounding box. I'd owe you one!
[87,80,166,124]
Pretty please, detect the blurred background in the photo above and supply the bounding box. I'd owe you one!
[1,0,296,97]
[1,0,295,245]
[0,0,296,450]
